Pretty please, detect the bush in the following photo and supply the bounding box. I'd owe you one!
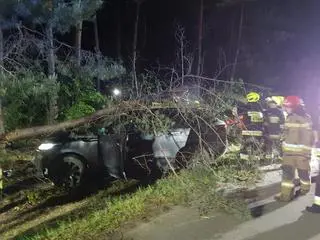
[3,71,58,131]
[57,70,107,121]
[65,101,96,120]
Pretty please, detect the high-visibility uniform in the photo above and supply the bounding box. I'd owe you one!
[279,112,313,201]
[0,167,2,200]
[306,144,320,213]
[238,103,264,162]
[306,113,320,213]
[263,106,285,161]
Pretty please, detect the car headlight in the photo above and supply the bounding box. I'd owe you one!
[38,143,57,151]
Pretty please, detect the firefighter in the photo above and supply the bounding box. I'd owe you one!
[276,96,313,202]
[306,104,320,213]
[306,141,320,213]
[263,97,285,163]
[0,166,2,200]
[239,92,264,163]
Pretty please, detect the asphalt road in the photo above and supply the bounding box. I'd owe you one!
[124,176,320,240]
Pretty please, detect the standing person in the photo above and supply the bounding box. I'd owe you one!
[306,141,320,213]
[263,98,285,163]
[276,96,313,202]
[0,167,2,200]
[306,104,320,213]
[239,92,264,163]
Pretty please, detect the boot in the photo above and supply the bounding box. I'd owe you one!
[274,193,293,202]
[275,185,294,202]
[300,182,311,196]
[306,204,320,213]
[300,187,310,196]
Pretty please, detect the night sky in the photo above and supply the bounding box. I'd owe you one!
[71,0,320,105]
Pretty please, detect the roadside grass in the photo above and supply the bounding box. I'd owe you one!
[0,146,259,240]
[12,166,254,240]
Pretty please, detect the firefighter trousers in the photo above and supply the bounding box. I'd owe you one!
[239,136,264,161]
[264,135,282,162]
[279,154,311,201]
[314,171,320,203]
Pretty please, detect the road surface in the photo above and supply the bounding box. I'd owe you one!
[123,172,320,240]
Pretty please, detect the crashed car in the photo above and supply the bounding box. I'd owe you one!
[32,106,227,189]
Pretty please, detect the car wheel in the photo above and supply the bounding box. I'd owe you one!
[59,154,85,190]
[175,146,196,169]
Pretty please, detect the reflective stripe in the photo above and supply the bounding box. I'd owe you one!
[269,116,280,123]
[269,134,281,139]
[242,130,263,136]
[314,148,320,156]
[240,153,249,160]
[300,180,311,186]
[314,196,320,206]
[265,154,273,159]
[0,168,2,190]
[281,181,295,188]
[285,122,312,129]
[252,156,261,160]
[239,154,261,160]
[282,142,311,152]
[303,146,312,151]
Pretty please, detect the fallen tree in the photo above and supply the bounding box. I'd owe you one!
[0,102,132,143]
[0,86,247,144]
[0,100,207,143]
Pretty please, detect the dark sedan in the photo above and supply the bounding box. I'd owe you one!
[32,107,227,190]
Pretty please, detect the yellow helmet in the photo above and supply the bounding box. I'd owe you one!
[246,92,260,103]
[271,96,284,106]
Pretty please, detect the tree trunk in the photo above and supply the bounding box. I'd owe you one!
[116,1,122,61]
[46,21,58,125]
[196,0,204,77]
[132,2,140,97]
[93,15,100,53]
[93,15,101,91]
[0,26,5,136]
[179,28,185,86]
[0,102,144,142]
[230,4,244,81]
[46,22,55,76]
[75,20,83,67]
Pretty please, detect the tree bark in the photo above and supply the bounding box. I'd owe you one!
[132,1,140,97]
[179,28,185,86]
[0,26,5,135]
[93,15,101,91]
[116,1,122,61]
[75,20,83,67]
[230,4,244,80]
[0,102,144,142]
[46,22,55,76]
[196,0,204,77]
[93,15,100,53]
[46,21,58,125]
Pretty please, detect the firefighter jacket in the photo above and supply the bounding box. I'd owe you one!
[238,102,264,137]
[263,107,285,137]
[282,112,313,156]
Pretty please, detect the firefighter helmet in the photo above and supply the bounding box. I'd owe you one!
[283,96,302,109]
[246,92,260,103]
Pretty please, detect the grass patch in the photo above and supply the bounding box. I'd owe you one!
[13,167,253,240]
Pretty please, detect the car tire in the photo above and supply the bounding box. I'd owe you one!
[51,154,86,191]
[175,146,196,169]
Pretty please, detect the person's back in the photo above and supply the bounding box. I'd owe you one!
[278,96,313,202]
[240,102,264,132]
[264,105,285,136]
[238,92,264,162]
[284,111,313,151]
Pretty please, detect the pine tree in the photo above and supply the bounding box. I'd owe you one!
[67,0,103,66]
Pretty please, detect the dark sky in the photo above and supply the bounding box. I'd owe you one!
[76,0,320,104]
